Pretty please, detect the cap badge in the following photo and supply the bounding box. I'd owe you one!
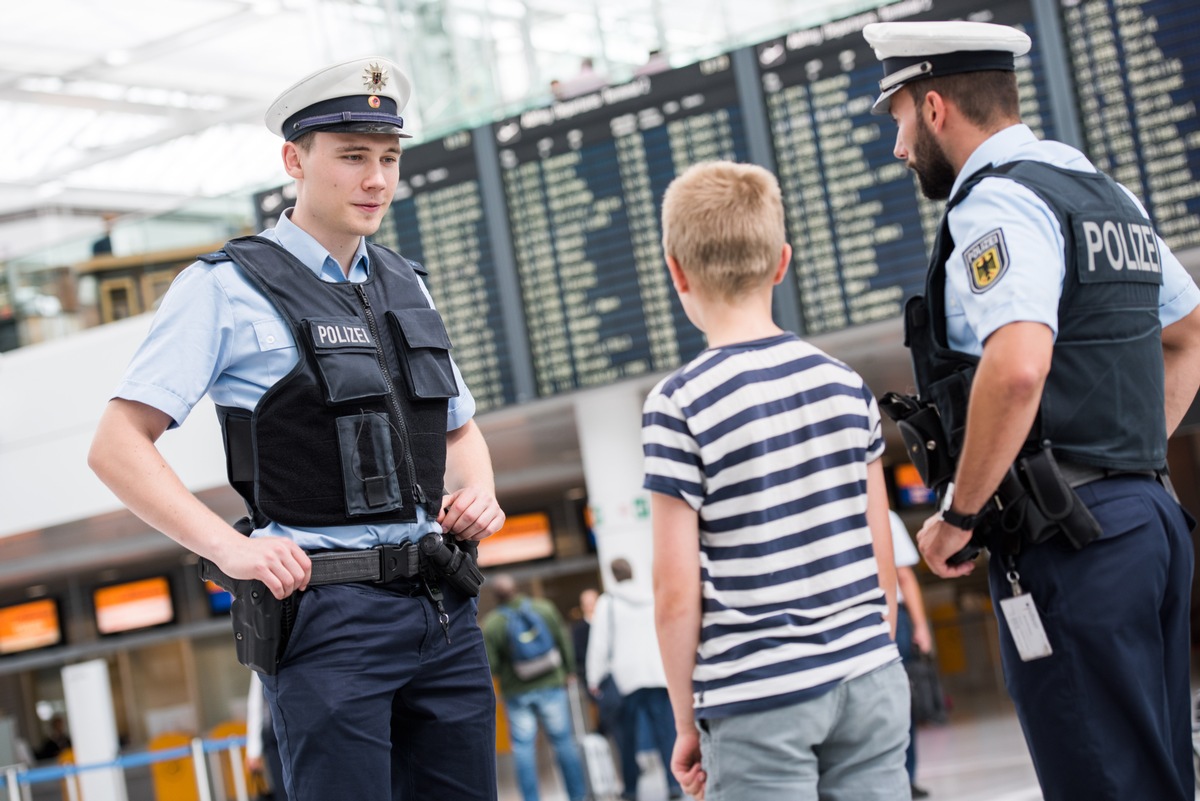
[362,63,389,92]
[368,96,381,108]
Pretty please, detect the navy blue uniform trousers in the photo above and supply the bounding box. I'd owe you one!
[261,577,497,801]
[989,475,1194,801]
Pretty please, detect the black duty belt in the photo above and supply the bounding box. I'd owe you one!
[308,543,422,585]
[1058,461,1158,489]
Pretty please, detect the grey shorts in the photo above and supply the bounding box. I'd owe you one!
[699,661,910,801]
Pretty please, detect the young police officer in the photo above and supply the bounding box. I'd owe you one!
[89,58,504,801]
[865,21,1200,801]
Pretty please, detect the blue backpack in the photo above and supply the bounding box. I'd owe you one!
[502,599,563,680]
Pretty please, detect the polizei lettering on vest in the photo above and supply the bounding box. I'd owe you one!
[316,324,371,346]
[1081,219,1160,274]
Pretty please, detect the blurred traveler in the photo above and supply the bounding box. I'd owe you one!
[483,574,588,801]
[644,160,907,800]
[89,56,503,801]
[634,49,670,77]
[558,57,607,99]
[867,19,1200,801]
[587,557,681,800]
[890,510,933,799]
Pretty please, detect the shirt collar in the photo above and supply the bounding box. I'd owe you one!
[271,209,371,283]
[951,123,1038,198]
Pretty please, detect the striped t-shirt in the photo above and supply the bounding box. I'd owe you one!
[642,332,899,719]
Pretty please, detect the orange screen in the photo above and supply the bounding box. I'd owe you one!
[94,577,174,634]
[0,599,62,654]
[476,512,555,567]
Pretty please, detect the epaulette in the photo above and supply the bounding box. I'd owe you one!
[196,250,229,264]
[408,259,428,277]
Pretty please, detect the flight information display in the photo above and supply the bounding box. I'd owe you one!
[1061,0,1200,251]
[390,131,518,412]
[758,0,1058,335]
[493,58,747,395]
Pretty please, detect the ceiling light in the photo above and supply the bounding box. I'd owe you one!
[104,50,132,67]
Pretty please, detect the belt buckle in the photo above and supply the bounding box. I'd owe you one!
[376,543,417,583]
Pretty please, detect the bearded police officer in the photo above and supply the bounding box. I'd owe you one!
[865,21,1200,801]
[89,57,504,800]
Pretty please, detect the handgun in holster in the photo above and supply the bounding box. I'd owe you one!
[198,517,296,675]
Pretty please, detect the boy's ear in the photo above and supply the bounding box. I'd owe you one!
[666,255,690,293]
[772,244,792,286]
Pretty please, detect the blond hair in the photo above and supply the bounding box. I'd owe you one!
[661,161,786,300]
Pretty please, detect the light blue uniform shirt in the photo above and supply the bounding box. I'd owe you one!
[115,210,476,549]
[944,124,1200,356]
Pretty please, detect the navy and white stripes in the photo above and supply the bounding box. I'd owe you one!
[642,333,898,719]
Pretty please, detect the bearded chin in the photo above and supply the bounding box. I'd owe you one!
[913,122,957,200]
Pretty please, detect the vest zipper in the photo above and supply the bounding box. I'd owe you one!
[354,285,424,507]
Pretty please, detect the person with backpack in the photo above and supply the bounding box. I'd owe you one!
[483,574,588,801]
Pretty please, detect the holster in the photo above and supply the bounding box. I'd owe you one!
[879,392,955,492]
[419,533,484,597]
[198,517,297,675]
[984,448,1102,556]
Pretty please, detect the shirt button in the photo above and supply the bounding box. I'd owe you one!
[267,335,276,344]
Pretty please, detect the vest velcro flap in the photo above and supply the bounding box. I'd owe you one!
[303,317,390,404]
[390,307,452,350]
[386,309,458,399]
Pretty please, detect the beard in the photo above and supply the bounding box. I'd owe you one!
[910,115,957,201]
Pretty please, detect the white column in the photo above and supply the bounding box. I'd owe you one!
[573,383,655,591]
[62,660,128,801]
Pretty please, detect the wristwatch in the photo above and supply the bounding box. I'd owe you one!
[940,483,982,531]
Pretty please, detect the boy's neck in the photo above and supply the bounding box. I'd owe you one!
[701,302,786,349]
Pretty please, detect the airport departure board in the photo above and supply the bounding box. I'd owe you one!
[390,131,517,412]
[240,0,1200,412]
[758,0,1058,335]
[1061,0,1200,251]
[493,58,746,396]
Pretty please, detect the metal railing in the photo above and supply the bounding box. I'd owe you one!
[0,735,251,801]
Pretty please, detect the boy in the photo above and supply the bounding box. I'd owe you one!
[642,161,907,800]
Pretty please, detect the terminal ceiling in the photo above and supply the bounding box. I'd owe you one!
[0,0,881,261]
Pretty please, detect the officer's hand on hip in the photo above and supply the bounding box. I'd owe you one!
[917,516,977,579]
[438,487,505,542]
[218,531,312,600]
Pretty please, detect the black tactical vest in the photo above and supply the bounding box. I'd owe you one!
[911,160,1166,471]
[201,236,456,527]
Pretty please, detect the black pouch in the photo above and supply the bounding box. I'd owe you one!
[879,392,955,490]
[304,317,389,404]
[386,309,458,399]
[1020,449,1102,550]
[335,413,403,516]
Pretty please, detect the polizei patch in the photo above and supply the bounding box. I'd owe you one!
[963,228,1010,293]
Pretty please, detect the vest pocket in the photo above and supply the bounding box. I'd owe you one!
[386,309,458,399]
[304,317,390,404]
[336,412,404,516]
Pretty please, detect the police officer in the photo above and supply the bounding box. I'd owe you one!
[865,20,1200,801]
[89,57,504,800]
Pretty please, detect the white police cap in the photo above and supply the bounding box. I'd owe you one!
[265,57,413,141]
[863,21,1031,114]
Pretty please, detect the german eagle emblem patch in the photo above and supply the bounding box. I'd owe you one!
[963,228,1010,293]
